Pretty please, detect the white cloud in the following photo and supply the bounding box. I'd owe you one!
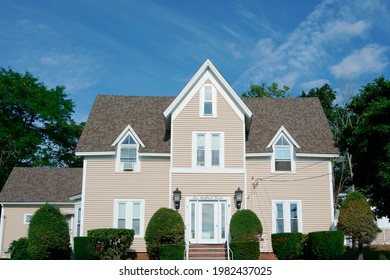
[301,79,330,90]
[330,44,388,78]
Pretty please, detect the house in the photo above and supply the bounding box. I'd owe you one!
[0,59,339,259]
[0,167,82,257]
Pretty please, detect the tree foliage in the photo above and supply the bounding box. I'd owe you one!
[242,82,290,98]
[337,192,380,260]
[27,203,71,260]
[0,67,83,190]
[340,76,390,218]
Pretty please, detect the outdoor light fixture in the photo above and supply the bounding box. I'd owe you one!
[173,187,182,210]
[235,187,243,210]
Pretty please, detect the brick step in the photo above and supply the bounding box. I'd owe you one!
[188,244,229,260]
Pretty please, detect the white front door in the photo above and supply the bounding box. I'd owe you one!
[187,198,230,244]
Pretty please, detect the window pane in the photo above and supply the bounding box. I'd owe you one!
[197,150,205,166]
[197,134,205,148]
[121,147,136,163]
[276,219,284,233]
[276,203,283,219]
[118,219,126,229]
[122,135,136,145]
[204,87,212,100]
[276,135,288,146]
[212,150,219,166]
[221,203,226,239]
[132,202,140,219]
[118,203,126,219]
[204,102,213,115]
[197,134,205,166]
[275,148,290,159]
[275,160,291,171]
[290,203,298,219]
[191,203,196,239]
[290,219,298,233]
[132,219,140,235]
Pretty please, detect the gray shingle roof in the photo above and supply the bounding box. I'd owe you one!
[0,167,82,202]
[76,95,338,155]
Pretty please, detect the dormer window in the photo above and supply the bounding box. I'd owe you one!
[119,135,137,171]
[268,126,300,173]
[112,124,145,172]
[274,135,292,171]
[201,85,216,117]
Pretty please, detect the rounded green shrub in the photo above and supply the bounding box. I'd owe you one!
[144,207,185,260]
[9,237,30,260]
[271,232,304,260]
[230,241,260,260]
[229,209,262,260]
[230,209,263,242]
[73,237,95,260]
[305,231,344,260]
[27,203,71,259]
[160,243,185,260]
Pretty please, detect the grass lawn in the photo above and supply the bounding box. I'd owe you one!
[343,245,390,260]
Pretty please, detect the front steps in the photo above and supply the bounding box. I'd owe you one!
[187,244,229,260]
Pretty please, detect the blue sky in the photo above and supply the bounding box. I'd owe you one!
[1,0,389,121]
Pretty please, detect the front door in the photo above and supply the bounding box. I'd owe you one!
[187,198,230,244]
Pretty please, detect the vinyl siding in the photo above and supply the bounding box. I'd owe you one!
[0,205,74,258]
[83,157,170,252]
[246,159,333,252]
[172,86,244,168]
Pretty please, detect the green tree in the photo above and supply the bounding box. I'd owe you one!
[337,192,380,260]
[0,67,83,190]
[27,203,71,259]
[242,82,290,98]
[340,76,390,218]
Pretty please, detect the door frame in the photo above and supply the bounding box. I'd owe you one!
[185,196,231,244]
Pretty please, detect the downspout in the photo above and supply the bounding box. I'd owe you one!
[0,204,5,257]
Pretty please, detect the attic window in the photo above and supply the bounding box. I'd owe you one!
[201,85,216,117]
[118,134,139,172]
[274,135,293,172]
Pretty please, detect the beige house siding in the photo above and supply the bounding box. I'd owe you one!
[246,159,333,252]
[0,205,74,258]
[83,157,170,252]
[172,86,244,169]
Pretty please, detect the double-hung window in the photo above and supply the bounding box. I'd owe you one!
[118,134,138,172]
[274,135,292,172]
[272,200,302,233]
[193,132,223,168]
[201,85,216,117]
[114,199,145,237]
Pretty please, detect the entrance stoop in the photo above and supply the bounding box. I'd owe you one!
[188,244,229,260]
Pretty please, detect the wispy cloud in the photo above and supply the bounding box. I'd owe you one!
[330,44,388,78]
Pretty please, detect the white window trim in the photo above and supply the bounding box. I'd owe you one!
[115,131,141,172]
[24,213,34,224]
[74,203,82,237]
[192,132,224,168]
[113,199,145,238]
[272,200,303,233]
[271,133,296,173]
[199,84,217,117]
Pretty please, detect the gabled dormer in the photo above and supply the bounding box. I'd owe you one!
[267,126,300,173]
[112,125,145,172]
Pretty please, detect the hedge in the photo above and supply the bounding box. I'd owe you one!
[305,231,344,260]
[160,243,185,260]
[230,241,260,260]
[73,237,95,260]
[229,209,263,242]
[271,232,304,260]
[144,208,185,260]
[87,228,135,260]
[9,237,30,260]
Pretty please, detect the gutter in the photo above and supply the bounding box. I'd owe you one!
[0,204,5,257]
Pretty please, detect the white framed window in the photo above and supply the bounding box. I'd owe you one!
[272,134,295,172]
[192,132,224,168]
[75,205,82,237]
[272,200,302,233]
[113,199,145,237]
[200,85,217,117]
[24,213,33,224]
[116,134,140,172]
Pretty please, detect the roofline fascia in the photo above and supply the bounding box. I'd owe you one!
[296,153,339,158]
[246,153,273,157]
[75,151,116,156]
[139,153,170,157]
[0,202,76,206]
[111,124,146,147]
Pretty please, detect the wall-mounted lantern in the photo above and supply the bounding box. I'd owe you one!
[173,187,182,210]
[234,187,243,210]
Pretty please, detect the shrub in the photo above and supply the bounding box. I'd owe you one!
[87,228,134,260]
[230,241,260,260]
[27,203,71,260]
[229,209,262,260]
[160,243,185,260]
[9,237,30,260]
[337,191,380,259]
[73,237,95,260]
[305,231,344,260]
[230,209,262,242]
[271,232,304,260]
[144,208,185,260]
